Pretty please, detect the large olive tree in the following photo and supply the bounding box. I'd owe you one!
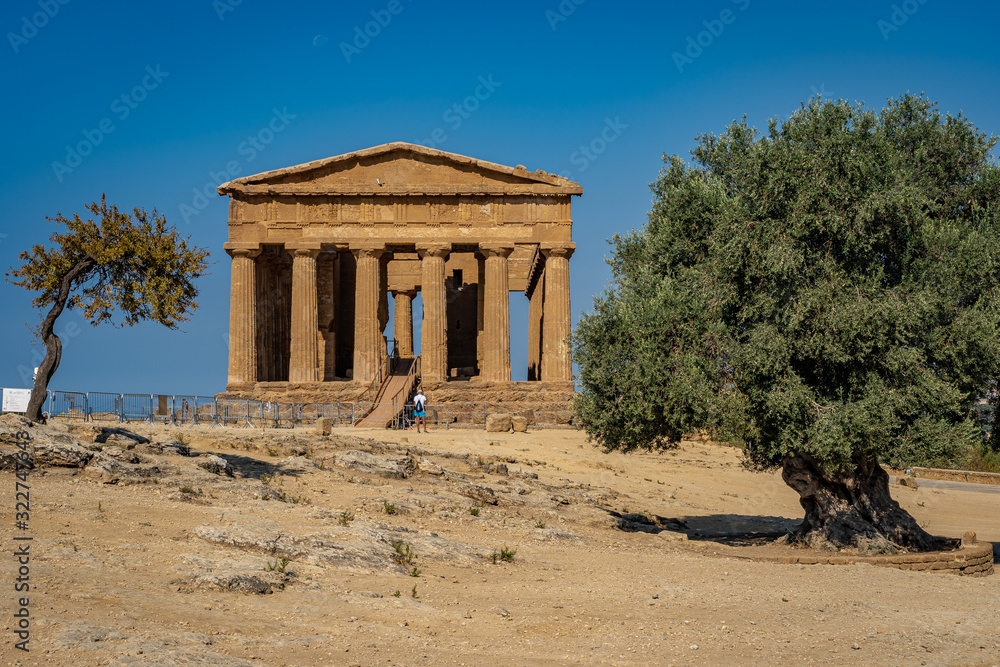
[6,196,210,422]
[573,94,1000,551]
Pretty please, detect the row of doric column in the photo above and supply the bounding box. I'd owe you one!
[226,242,574,387]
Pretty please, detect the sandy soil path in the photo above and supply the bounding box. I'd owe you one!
[2,420,998,666]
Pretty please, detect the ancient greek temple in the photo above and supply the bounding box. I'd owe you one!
[218,142,578,420]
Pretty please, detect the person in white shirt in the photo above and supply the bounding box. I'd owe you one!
[413,389,427,433]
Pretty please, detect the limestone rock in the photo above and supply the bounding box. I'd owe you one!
[459,483,500,505]
[91,427,150,446]
[83,456,174,484]
[486,413,512,433]
[314,417,331,436]
[100,445,141,464]
[331,450,415,479]
[511,416,528,433]
[898,476,919,488]
[198,454,232,476]
[33,438,94,467]
[194,573,276,594]
[417,458,444,475]
[484,462,509,476]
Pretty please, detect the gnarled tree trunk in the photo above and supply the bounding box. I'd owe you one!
[25,257,95,423]
[781,452,937,552]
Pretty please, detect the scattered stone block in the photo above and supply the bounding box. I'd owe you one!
[511,416,528,433]
[198,454,232,476]
[962,531,977,546]
[314,417,331,436]
[486,413,512,433]
[898,476,919,488]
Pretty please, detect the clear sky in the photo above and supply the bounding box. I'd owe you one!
[1,0,998,396]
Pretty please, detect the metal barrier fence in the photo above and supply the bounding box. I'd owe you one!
[47,391,88,420]
[87,392,121,422]
[38,390,572,429]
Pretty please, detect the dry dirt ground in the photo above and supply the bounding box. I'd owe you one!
[2,417,999,666]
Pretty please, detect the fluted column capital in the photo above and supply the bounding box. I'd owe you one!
[480,243,515,259]
[225,242,261,259]
[350,243,385,260]
[416,243,451,259]
[540,242,575,260]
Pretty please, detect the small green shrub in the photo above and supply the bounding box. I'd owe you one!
[383,500,397,515]
[338,510,355,525]
[391,540,415,566]
[489,546,517,564]
[266,556,290,573]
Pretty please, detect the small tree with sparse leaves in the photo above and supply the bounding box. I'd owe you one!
[6,195,210,422]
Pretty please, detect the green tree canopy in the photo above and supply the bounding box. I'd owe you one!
[6,195,210,422]
[573,94,1000,550]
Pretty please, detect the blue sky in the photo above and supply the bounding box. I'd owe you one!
[1,0,998,396]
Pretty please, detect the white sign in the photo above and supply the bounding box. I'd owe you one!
[2,388,32,413]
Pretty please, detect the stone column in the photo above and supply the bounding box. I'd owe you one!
[541,243,575,382]
[418,243,451,382]
[226,246,260,387]
[317,254,337,381]
[393,290,415,357]
[527,269,545,381]
[480,243,514,382]
[352,245,385,384]
[288,245,322,383]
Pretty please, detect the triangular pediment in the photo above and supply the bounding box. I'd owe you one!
[217,142,581,197]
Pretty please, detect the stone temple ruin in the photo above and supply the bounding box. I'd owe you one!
[217,142,579,425]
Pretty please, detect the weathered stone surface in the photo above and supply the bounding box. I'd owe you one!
[314,417,331,435]
[486,413,512,432]
[91,427,150,446]
[100,446,141,464]
[330,450,415,479]
[511,416,528,432]
[198,454,233,476]
[484,462,509,476]
[898,476,919,488]
[192,520,488,573]
[33,439,94,467]
[83,456,175,484]
[417,458,444,475]
[194,573,275,594]
[458,483,499,505]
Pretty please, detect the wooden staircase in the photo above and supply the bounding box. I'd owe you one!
[353,357,419,428]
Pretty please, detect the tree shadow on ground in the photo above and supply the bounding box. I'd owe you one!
[598,506,803,545]
[210,453,301,479]
[680,513,802,543]
[597,506,802,541]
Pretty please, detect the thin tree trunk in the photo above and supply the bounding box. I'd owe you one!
[781,452,938,552]
[25,257,95,423]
